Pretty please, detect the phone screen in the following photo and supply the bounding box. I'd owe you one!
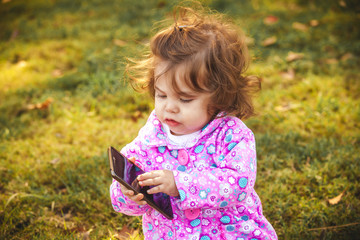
[110,146,144,190]
[109,146,173,219]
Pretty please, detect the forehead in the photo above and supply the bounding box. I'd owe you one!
[154,60,186,79]
[153,59,168,76]
[154,58,210,95]
[154,60,194,92]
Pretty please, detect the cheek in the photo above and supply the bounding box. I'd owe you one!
[198,101,211,114]
[154,101,161,115]
[155,100,167,116]
[190,104,209,119]
[206,104,216,118]
[154,98,162,108]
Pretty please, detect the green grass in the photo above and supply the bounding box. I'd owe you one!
[1,0,359,239]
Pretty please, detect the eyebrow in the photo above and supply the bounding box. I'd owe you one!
[154,86,196,98]
[154,86,165,94]
[178,91,196,98]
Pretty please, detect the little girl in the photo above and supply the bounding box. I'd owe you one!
[110,6,277,240]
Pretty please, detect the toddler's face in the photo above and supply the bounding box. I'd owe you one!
[154,61,212,136]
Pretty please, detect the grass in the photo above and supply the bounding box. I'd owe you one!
[0,0,359,239]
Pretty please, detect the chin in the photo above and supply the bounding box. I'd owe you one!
[170,130,182,136]
[170,128,185,136]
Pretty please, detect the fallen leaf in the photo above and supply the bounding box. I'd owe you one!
[339,0,346,7]
[63,210,72,220]
[27,97,53,110]
[286,52,304,62]
[325,58,338,64]
[16,60,27,68]
[292,22,308,32]
[51,158,60,164]
[328,190,345,205]
[131,110,143,122]
[118,225,131,239]
[310,19,319,27]
[261,36,277,47]
[52,69,63,77]
[264,15,279,25]
[245,36,255,45]
[275,102,300,112]
[82,232,90,240]
[280,68,295,80]
[82,228,93,240]
[113,39,126,47]
[341,53,354,61]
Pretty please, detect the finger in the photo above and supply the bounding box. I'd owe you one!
[147,185,162,195]
[119,184,126,191]
[120,184,133,194]
[137,199,147,205]
[137,171,158,180]
[124,189,135,196]
[131,194,147,205]
[139,178,159,186]
[134,193,144,201]
[128,156,136,164]
[128,192,140,200]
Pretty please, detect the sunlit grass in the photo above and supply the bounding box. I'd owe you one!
[0,40,82,96]
[250,71,360,138]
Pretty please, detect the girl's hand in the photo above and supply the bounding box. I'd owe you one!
[118,156,147,205]
[119,184,147,205]
[137,170,179,197]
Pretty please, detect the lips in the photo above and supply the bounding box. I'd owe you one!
[165,119,180,127]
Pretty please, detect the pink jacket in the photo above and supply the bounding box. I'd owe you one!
[110,111,277,240]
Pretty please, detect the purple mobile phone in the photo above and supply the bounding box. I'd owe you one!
[108,146,173,220]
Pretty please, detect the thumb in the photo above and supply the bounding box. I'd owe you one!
[128,156,136,164]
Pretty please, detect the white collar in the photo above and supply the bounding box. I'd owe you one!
[163,123,201,148]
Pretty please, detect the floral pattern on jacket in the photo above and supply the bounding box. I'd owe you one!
[110,111,277,240]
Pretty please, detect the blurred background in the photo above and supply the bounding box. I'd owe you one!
[0,0,359,239]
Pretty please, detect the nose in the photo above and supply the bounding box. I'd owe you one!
[165,99,179,113]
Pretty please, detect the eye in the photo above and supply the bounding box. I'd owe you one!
[156,94,166,99]
[180,98,193,103]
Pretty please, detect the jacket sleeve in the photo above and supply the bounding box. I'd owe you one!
[109,141,151,216]
[110,179,150,216]
[173,124,257,210]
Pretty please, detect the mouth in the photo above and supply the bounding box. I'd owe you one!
[164,118,180,127]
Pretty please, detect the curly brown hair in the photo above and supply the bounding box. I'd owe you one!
[126,6,261,120]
